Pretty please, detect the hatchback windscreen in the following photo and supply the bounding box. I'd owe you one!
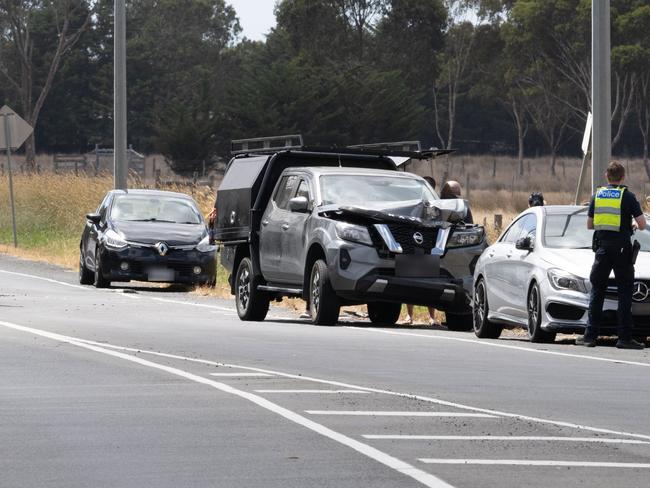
[111,196,202,224]
[544,213,650,251]
[320,175,437,206]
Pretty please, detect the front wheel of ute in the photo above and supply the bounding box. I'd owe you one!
[309,259,340,325]
[235,258,269,321]
[367,302,401,325]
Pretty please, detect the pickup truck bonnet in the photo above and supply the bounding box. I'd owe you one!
[318,199,469,227]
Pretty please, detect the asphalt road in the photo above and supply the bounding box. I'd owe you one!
[2,253,650,488]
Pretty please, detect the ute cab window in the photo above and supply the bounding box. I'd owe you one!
[273,176,299,210]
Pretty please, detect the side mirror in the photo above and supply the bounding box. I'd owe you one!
[516,236,533,251]
[289,196,309,213]
[86,213,102,225]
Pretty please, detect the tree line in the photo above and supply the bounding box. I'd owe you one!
[1,0,649,176]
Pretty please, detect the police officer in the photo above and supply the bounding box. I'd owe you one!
[576,161,647,349]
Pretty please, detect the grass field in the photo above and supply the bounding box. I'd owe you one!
[1,156,647,323]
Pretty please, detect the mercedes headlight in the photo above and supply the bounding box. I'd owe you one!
[335,222,372,246]
[447,227,485,248]
[103,229,128,250]
[196,234,217,253]
[548,268,588,293]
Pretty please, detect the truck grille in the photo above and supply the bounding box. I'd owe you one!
[386,224,437,254]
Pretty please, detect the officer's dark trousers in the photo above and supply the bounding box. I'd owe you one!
[586,242,634,341]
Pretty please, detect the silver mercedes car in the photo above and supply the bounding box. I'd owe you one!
[472,205,650,343]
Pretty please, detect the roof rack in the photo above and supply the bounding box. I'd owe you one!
[348,140,423,152]
[231,134,303,155]
[230,135,454,159]
[348,141,454,159]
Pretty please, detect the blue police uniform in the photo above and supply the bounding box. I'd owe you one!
[585,185,643,342]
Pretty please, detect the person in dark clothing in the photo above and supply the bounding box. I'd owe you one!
[423,176,436,191]
[440,180,473,223]
[576,161,647,349]
[528,192,545,207]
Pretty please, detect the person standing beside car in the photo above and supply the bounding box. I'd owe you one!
[576,161,647,349]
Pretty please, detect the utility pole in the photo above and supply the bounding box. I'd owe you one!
[114,0,128,189]
[592,0,611,193]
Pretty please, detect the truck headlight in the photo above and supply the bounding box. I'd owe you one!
[548,268,588,293]
[447,227,484,248]
[335,222,372,246]
[103,229,128,250]
[196,234,217,253]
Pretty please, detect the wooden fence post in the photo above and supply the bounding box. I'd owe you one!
[494,214,503,233]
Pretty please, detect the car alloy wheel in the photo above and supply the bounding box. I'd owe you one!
[309,259,339,326]
[234,257,269,321]
[237,266,250,312]
[311,267,321,316]
[472,278,501,338]
[527,282,555,343]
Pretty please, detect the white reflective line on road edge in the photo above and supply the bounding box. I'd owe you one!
[364,435,650,444]
[0,269,89,291]
[306,411,496,418]
[0,320,454,488]
[209,373,272,377]
[418,459,650,468]
[0,268,236,312]
[65,337,650,442]
[346,326,650,369]
[256,389,370,394]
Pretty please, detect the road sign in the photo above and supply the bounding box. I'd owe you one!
[581,112,593,155]
[0,105,33,150]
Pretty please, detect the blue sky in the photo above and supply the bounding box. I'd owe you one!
[229,0,277,41]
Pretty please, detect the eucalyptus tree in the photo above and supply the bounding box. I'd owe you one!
[0,0,91,168]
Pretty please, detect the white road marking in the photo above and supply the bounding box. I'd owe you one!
[59,337,650,442]
[0,320,454,488]
[306,411,496,418]
[6,266,650,370]
[209,373,273,377]
[147,296,234,313]
[5,267,650,442]
[256,389,370,394]
[0,269,89,291]
[418,459,650,468]
[346,326,650,368]
[364,435,650,445]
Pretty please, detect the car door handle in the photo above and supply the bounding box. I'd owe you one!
[262,220,269,226]
[282,223,290,230]
[488,251,495,258]
[506,252,513,258]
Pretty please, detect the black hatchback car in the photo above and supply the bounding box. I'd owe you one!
[79,189,216,287]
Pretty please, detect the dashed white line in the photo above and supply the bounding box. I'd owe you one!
[306,411,496,418]
[418,459,650,468]
[364,435,650,445]
[209,373,273,377]
[61,336,650,442]
[256,389,369,394]
[0,319,454,488]
[5,267,650,443]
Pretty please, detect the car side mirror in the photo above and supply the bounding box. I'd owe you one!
[86,213,102,225]
[515,236,533,251]
[289,196,309,213]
